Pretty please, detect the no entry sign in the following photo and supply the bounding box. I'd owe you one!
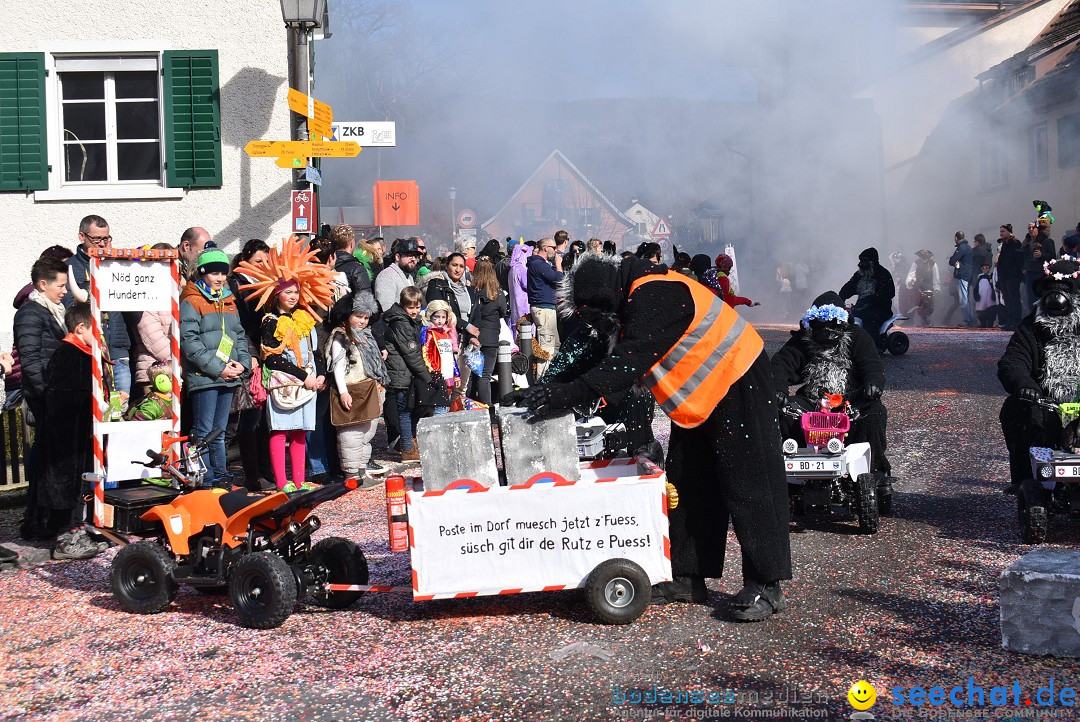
[457,209,476,229]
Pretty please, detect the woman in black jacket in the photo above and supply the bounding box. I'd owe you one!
[425,253,479,346]
[466,259,508,405]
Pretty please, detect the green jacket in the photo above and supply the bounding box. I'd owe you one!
[179,280,251,391]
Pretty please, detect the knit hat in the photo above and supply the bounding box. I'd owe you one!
[196,248,230,275]
[714,253,733,273]
[689,254,712,277]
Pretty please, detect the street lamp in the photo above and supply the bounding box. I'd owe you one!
[449,187,457,243]
[280,0,327,192]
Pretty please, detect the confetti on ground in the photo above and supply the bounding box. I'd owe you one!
[0,327,1075,721]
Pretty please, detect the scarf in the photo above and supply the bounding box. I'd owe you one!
[195,278,225,301]
[448,277,472,319]
[30,289,66,329]
[350,326,390,387]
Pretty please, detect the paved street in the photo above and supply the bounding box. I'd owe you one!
[2,326,1078,721]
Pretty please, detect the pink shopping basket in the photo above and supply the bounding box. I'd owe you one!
[800,411,850,447]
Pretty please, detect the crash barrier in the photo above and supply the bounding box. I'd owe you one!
[0,405,29,488]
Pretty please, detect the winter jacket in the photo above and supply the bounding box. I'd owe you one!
[770,324,885,411]
[838,265,895,312]
[997,238,1024,282]
[495,255,512,294]
[64,245,133,354]
[383,303,432,389]
[374,263,416,314]
[179,280,250,392]
[13,299,65,401]
[469,289,508,348]
[948,241,974,282]
[526,254,563,307]
[133,310,172,384]
[508,243,531,325]
[971,242,993,275]
[425,276,479,344]
[330,250,377,323]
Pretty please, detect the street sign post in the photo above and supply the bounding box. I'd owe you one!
[330,121,397,147]
[457,209,476,229]
[291,189,318,234]
[651,217,671,238]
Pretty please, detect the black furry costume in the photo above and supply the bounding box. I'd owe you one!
[839,247,895,342]
[524,253,791,587]
[771,303,891,474]
[998,277,1080,484]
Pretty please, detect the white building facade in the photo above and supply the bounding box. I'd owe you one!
[0,1,296,344]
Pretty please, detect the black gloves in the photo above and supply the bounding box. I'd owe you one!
[863,384,882,401]
[774,389,789,407]
[503,388,529,406]
[522,379,592,416]
[1018,387,1040,402]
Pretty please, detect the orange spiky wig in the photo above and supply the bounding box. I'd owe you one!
[236,235,335,320]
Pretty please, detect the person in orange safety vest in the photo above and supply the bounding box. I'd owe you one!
[509,253,791,621]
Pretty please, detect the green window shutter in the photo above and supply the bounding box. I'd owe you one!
[0,53,48,192]
[163,50,221,188]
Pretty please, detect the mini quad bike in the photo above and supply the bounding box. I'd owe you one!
[108,447,368,628]
[854,311,910,356]
[1019,399,1080,544]
[780,395,884,534]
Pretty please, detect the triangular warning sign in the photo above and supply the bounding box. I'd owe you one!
[652,217,671,237]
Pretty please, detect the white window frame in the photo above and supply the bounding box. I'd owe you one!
[35,41,183,202]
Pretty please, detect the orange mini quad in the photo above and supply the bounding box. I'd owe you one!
[109,478,369,629]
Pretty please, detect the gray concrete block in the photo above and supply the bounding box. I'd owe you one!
[416,409,499,490]
[1000,547,1080,657]
[498,407,580,487]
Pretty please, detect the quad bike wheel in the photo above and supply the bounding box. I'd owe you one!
[854,473,880,534]
[111,541,178,614]
[585,558,650,625]
[229,552,297,629]
[887,331,909,356]
[1018,479,1049,545]
[308,536,369,609]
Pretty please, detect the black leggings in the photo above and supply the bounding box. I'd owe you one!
[467,345,498,405]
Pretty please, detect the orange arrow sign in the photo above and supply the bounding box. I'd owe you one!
[275,156,306,168]
[287,88,332,124]
[245,140,361,158]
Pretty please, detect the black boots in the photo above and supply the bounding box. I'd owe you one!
[731,580,786,622]
[650,575,708,605]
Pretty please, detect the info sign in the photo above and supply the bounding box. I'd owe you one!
[407,476,671,596]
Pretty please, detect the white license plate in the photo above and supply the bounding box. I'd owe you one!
[786,459,834,472]
[1055,465,1080,477]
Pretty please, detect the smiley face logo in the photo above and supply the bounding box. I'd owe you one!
[848,680,877,710]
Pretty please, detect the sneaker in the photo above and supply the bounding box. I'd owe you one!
[360,473,385,489]
[280,481,318,493]
[400,447,420,463]
[53,529,105,561]
[366,459,390,476]
[731,581,786,622]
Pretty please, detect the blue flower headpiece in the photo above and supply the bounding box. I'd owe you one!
[801,304,849,329]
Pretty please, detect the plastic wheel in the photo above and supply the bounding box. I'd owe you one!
[308,537,369,609]
[887,331,909,356]
[585,558,650,625]
[1018,480,1049,545]
[110,541,178,614]
[855,473,880,534]
[229,552,297,629]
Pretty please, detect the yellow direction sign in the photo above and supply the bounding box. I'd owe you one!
[245,140,361,159]
[287,88,333,139]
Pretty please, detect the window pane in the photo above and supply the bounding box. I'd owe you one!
[62,102,106,141]
[115,71,158,99]
[117,101,159,139]
[64,143,107,182]
[117,142,161,181]
[61,72,104,100]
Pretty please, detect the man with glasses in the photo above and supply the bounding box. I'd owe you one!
[374,237,422,314]
[64,215,134,398]
[527,237,564,378]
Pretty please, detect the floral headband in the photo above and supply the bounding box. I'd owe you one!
[1043,254,1080,281]
[801,304,849,329]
